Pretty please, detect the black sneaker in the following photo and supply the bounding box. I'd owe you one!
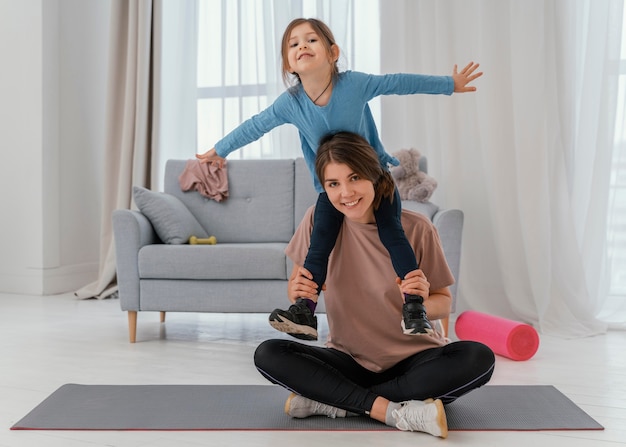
[269,298,318,341]
[402,295,434,335]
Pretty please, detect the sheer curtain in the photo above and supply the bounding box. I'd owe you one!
[601,3,626,328]
[380,0,623,337]
[151,0,198,191]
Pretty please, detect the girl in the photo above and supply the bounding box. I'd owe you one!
[197,18,482,340]
[254,132,495,437]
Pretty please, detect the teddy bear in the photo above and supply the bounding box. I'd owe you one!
[389,148,438,202]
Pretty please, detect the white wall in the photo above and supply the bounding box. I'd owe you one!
[0,0,110,295]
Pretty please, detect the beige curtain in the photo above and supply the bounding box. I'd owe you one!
[75,0,155,299]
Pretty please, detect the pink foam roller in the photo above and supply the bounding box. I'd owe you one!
[455,311,540,361]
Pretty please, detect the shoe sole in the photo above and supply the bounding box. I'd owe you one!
[401,320,435,336]
[433,399,448,439]
[284,392,297,416]
[269,315,318,341]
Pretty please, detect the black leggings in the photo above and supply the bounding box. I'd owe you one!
[304,188,418,294]
[254,339,495,415]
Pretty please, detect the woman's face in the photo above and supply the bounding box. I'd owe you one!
[323,161,375,224]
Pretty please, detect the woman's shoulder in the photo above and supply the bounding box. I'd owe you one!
[400,209,436,232]
[401,208,432,223]
[300,205,316,228]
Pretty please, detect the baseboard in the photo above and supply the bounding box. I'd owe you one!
[0,262,99,295]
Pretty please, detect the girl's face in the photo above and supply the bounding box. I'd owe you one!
[286,23,335,77]
[323,161,376,224]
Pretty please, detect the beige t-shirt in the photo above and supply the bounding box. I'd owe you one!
[286,206,455,372]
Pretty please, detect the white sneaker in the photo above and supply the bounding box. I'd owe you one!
[392,399,448,438]
[284,393,346,419]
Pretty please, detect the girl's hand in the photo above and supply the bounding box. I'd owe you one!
[396,269,430,299]
[196,148,227,168]
[288,266,322,303]
[452,62,483,93]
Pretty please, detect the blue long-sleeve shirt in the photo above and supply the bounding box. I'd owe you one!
[215,70,453,192]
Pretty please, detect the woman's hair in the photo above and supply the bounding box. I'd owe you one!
[280,18,339,86]
[315,132,396,210]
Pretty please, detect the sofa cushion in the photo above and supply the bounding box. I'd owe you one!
[133,186,209,244]
[164,159,296,244]
[137,243,288,280]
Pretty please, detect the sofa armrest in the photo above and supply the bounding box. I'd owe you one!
[112,209,160,311]
[432,208,464,312]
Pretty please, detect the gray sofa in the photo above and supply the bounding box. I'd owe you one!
[112,158,463,342]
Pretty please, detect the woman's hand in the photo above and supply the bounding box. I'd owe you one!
[397,269,452,321]
[196,148,227,168]
[452,62,483,93]
[397,269,430,299]
[288,266,322,304]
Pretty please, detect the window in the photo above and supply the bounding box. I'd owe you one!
[606,5,626,315]
[196,0,380,159]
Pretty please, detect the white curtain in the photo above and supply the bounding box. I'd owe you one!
[380,0,623,337]
[76,0,156,299]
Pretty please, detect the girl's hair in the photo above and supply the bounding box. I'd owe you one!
[315,132,395,210]
[280,18,339,86]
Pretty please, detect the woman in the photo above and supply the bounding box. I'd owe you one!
[253,132,495,438]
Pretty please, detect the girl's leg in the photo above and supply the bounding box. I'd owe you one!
[374,187,431,334]
[269,193,343,340]
[369,341,496,404]
[304,192,344,293]
[374,188,418,277]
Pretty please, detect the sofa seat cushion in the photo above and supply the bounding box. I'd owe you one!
[138,243,288,280]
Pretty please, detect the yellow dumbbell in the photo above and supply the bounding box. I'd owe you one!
[189,235,217,245]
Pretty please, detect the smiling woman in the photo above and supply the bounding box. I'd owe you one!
[254,131,495,438]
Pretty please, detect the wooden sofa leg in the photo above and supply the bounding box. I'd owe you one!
[160,311,166,323]
[128,311,137,343]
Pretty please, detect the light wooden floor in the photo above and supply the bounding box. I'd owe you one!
[0,292,624,447]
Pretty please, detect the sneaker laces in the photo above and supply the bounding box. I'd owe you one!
[312,400,339,418]
[393,402,427,431]
[392,400,445,437]
[287,394,342,419]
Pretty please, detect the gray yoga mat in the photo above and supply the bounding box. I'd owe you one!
[11,384,603,431]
